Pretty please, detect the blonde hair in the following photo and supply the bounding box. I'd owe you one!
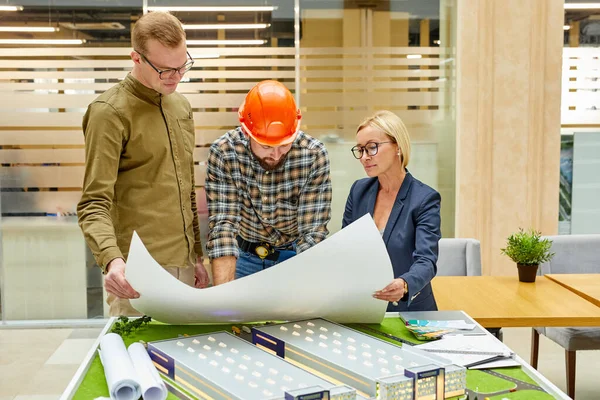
[132,12,186,54]
[357,110,411,168]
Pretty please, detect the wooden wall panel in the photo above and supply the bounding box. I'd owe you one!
[455,0,563,275]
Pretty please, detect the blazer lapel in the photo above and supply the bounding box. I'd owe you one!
[366,178,379,217]
[383,171,413,245]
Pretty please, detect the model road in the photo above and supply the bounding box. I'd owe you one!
[460,369,549,399]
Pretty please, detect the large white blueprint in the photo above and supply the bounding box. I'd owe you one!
[127,215,393,324]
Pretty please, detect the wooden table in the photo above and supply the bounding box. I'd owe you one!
[546,273,600,308]
[431,276,600,327]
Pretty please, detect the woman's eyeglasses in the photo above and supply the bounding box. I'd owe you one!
[135,50,194,80]
[350,141,394,159]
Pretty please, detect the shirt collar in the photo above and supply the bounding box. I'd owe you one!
[236,127,304,173]
[122,73,162,106]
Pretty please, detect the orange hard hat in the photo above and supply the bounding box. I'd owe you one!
[238,80,301,147]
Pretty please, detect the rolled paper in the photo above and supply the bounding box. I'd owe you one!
[128,342,167,400]
[98,333,142,400]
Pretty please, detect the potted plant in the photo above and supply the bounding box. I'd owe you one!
[501,228,555,282]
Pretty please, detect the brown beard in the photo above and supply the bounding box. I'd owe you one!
[250,147,289,171]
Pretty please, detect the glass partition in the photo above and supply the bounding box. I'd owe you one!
[298,0,456,235]
[0,1,143,321]
[562,1,600,235]
[0,0,456,322]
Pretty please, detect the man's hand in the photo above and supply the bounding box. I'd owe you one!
[211,256,236,286]
[194,256,210,288]
[104,258,140,299]
[373,278,406,303]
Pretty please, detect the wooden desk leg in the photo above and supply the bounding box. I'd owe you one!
[566,350,576,399]
[530,328,540,369]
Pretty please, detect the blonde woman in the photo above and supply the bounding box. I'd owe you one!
[342,110,441,312]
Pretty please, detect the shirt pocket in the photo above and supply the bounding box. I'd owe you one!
[177,118,196,155]
[274,199,298,226]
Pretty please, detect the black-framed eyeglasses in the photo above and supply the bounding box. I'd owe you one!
[135,49,194,80]
[351,141,394,159]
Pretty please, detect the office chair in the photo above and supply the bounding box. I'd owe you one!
[531,234,600,399]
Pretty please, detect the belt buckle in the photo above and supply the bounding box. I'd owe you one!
[255,243,272,259]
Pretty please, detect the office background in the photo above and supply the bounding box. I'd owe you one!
[0,0,598,321]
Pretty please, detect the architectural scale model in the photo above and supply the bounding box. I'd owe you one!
[147,331,362,400]
[252,318,467,400]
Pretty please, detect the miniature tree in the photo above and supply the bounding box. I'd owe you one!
[112,315,152,336]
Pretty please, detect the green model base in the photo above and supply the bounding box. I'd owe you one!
[73,319,555,400]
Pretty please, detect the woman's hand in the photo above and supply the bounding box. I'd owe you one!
[373,278,406,304]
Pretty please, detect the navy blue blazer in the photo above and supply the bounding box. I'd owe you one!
[342,171,441,312]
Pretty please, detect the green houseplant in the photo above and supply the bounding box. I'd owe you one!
[501,228,555,282]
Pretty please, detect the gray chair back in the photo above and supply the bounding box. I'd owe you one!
[437,238,482,276]
[540,234,600,274]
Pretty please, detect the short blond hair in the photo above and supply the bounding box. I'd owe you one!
[132,12,186,54]
[357,110,411,168]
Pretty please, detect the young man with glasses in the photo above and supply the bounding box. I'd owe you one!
[205,80,332,285]
[77,11,209,317]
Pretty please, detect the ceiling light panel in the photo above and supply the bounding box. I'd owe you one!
[183,23,270,30]
[0,27,58,32]
[186,39,266,46]
[147,6,276,12]
[0,5,23,11]
[0,39,84,45]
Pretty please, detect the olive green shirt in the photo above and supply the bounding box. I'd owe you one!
[77,74,202,273]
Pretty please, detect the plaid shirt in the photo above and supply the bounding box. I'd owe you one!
[205,127,332,260]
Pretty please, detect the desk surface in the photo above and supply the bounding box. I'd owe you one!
[432,276,600,327]
[545,273,600,308]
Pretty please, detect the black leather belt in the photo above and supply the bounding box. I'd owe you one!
[236,236,294,261]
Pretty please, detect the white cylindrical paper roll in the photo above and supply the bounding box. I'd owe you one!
[99,333,142,400]
[128,342,168,400]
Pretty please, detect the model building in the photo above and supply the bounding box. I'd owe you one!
[252,318,466,400]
